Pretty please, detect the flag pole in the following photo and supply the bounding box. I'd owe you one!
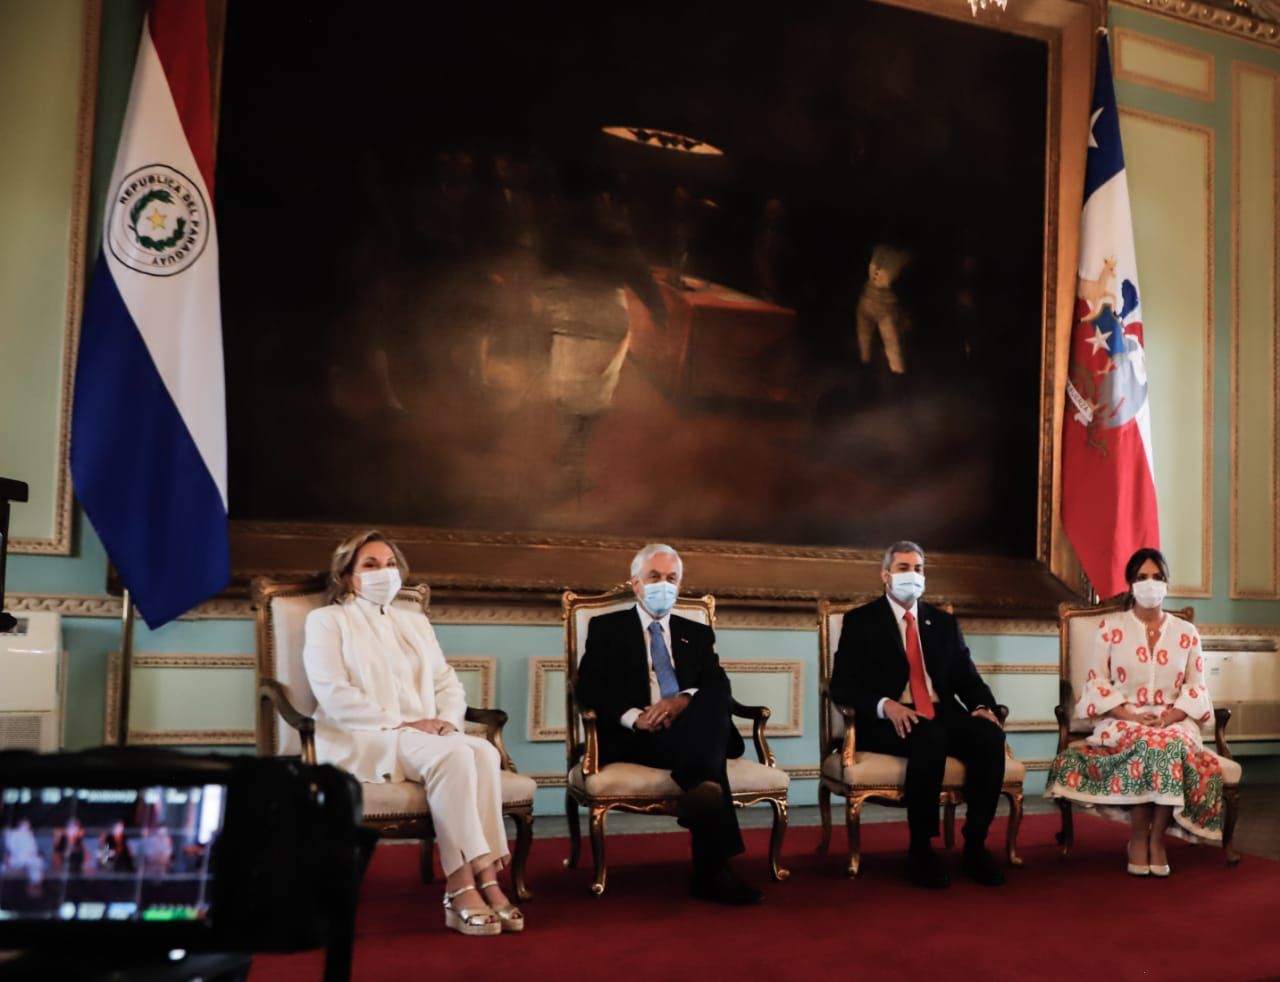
[115,589,137,747]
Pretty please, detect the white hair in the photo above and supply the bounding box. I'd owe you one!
[630,543,683,582]
[881,540,926,571]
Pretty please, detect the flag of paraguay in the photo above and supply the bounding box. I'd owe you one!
[71,0,228,628]
[1061,32,1160,600]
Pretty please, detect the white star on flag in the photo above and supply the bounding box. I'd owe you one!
[1085,325,1112,354]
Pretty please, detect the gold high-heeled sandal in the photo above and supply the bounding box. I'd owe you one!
[443,884,501,936]
[478,879,524,933]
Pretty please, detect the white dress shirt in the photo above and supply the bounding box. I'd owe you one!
[877,594,937,718]
[620,605,698,729]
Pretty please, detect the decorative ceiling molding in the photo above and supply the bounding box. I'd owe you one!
[1115,0,1280,48]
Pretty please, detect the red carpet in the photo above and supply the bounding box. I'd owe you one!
[252,814,1280,982]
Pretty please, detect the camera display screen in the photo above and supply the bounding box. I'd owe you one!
[0,784,225,925]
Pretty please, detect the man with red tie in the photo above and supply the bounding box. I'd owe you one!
[829,541,1008,888]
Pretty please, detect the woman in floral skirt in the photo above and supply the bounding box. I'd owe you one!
[1045,547,1223,876]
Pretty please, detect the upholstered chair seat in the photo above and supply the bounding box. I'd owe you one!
[820,750,1027,789]
[568,758,790,798]
[362,771,539,822]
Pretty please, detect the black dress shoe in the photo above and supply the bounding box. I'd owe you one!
[904,849,950,889]
[691,865,763,906]
[961,846,1005,886]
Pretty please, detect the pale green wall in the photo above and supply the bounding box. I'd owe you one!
[0,0,85,542]
[3,3,1279,823]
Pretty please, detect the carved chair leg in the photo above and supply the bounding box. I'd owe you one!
[943,800,956,850]
[845,796,865,877]
[1055,798,1074,859]
[564,792,581,870]
[418,835,435,884]
[817,783,832,856]
[510,809,534,901]
[588,805,609,896]
[1223,784,1241,866]
[1003,787,1024,867]
[768,798,791,881]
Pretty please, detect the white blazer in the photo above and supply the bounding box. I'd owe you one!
[302,596,467,783]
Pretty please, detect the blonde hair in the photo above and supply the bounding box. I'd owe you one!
[325,530,409,604]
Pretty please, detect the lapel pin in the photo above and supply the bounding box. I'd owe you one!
[925,620,932,626]
[680,637,689,644]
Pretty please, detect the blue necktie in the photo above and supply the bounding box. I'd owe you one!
[649,621,680,699]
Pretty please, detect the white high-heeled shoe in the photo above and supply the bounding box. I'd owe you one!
[1126,844,1150,876]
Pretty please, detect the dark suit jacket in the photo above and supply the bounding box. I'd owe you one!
[574,606,745,765]
[829,595,995,726]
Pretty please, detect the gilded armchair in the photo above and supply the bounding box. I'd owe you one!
[561,587,791,895]
[1053,600,1242,864]
[816,599,1026,876]
[252,574,537,900]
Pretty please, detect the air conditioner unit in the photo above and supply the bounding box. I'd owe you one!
[0,611,63,751]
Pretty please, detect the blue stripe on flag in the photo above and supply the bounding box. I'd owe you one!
[1084,35,1125,199]
[71,253,229,628]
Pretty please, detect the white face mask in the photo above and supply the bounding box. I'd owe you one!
[887,571,925,606]
[356,566,402,607]
[1131,579,1167,609]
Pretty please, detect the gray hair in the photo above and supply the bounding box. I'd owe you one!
[881,540,926,571]
[630,543,683,582]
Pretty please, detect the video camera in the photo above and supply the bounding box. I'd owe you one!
[0,747,375,979]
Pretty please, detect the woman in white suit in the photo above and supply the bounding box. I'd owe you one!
[303,530,522,936]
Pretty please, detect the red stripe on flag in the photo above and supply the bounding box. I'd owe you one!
[1061,418,1160,599]
[148,0,216,196]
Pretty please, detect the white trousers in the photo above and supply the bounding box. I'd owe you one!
[396,731,508,877]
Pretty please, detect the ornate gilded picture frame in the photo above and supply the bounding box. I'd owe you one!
[215,0,1103,616]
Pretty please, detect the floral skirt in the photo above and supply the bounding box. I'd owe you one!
[1044,723,1224,840]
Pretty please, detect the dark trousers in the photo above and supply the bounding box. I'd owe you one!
[611,687,744,870]
[857,705,1006,850]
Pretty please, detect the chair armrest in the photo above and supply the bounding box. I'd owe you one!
[1213,707,1234,760]
[1055,678,1073,752]
[465,706,517,772]
[578,708,601,776]
[258,679,316,765]
[731,700,776,767]
[994,704,1014,758]
[834,703,858,766]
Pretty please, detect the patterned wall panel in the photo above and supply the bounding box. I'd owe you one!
[1115,27,1215,100]
[1231,63,1279,598]
[0,0,97,553]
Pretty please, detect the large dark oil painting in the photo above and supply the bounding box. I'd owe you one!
[217,0,1048,558]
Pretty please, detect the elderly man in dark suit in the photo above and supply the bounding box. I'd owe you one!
[830,540,1008,888]
[574,543,760,905]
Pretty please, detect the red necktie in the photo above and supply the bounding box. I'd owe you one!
[903,610,934,719]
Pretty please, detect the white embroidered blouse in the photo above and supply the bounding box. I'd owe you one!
[1074,610,1213,747]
